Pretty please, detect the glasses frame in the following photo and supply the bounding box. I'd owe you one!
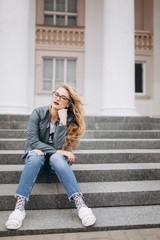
[52,91,70,102]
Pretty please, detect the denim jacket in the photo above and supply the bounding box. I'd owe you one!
[23,106,73,158]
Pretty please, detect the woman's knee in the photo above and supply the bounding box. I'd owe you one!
[26,150,45,167]
[49,153,67,169]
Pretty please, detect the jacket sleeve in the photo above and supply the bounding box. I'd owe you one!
[27,109,57,154]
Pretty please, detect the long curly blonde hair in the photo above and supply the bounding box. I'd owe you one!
[50,84,85,151]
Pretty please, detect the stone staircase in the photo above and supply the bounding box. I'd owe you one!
[0,115,160,237]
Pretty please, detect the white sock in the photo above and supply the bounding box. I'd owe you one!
[15,196,25,212]
[73,193,87,211]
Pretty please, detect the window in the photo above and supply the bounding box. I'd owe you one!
[44,0,77,26]
[135,63,146,95]
[43,58,76,91]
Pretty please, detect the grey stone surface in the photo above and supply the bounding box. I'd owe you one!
[78,139,160,150]
[85,116,160,124]
[1,180,160,210]
[0,115,159,123]
[85,122,146,130]
[0,130,27,139]
[84,116,127,124]
[1,114,160,237]
[2,138,160,150]
[2,180,160,196]
[3,129,160,139]
[126,116,160,123]
[1,149,160,164]
[0,121,28,129]
[0,115,160,130]
[1,162,160,184]
[0,139,25,150]
[1,206,160,237]
[0,114,29,121]
[0,151,24,164]
[84,130,160,139]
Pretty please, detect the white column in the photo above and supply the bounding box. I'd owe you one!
[101,0,138,116]
[152,0,160,117]
[0,0,35,114]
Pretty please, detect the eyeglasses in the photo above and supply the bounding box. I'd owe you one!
[52,91,70,102]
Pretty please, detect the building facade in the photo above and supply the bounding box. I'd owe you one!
[0,0,160,116]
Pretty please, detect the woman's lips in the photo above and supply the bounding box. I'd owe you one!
[53,101,59,105]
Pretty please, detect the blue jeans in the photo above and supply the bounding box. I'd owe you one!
[15,151,82,201]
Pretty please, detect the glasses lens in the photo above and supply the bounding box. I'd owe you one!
[61,96,67,102]
[53,92,58,98]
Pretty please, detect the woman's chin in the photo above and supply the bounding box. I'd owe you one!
[52,105,62,111]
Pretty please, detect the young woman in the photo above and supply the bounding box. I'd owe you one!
[6,84,96,230]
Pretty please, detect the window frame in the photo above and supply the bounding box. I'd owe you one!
[35,50,84,96]
[42,57,77,91]
[44,0,78,26]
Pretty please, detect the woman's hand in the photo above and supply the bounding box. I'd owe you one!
[58,109,67,125]
[56,150,75,163]
[33,149,44,156]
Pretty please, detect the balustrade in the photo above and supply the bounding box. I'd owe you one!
[36,25,84,47]
[135,30,153,51]
[36,26,153,53]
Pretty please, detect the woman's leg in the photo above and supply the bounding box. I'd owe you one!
[49,153,81,199]
[49,153,96,227]
[6,151,45,230]
[15,151,45,200]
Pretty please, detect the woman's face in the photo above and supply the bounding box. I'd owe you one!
[51,87,71,110]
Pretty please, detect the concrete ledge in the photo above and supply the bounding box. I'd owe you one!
[1,139,160,150]
[1,149,160,164]
[1,163,160,184]
[1,129,160,139]
[1,205,160,237]
[1,180,160,210]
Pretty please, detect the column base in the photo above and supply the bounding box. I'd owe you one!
[0,105,32,115]
[101,106,139,116]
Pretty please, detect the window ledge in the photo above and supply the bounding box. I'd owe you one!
[135,95,150,100]
[37,91,52,96]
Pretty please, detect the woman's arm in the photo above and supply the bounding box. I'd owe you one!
[53,124,67,148]
[53,109,73,149]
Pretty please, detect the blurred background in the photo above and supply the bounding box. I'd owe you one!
[0,0,159,117]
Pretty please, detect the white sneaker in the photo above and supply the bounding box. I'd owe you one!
[78,207,96,227]
[6,209,25,230]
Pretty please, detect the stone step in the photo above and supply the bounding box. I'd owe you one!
[85,116,160,124]
[1,121,160,130]
[85,123,160,130]
[0,115,29,122]
[79,139,160,150]
[0,130,27,138]
[1,138,160,150]
[1,129,160,139]
[84,130,160,139]
[0,121,28,129]
[1,115,160,123]
[1,149,160,164]
[1,205,160,237]
[0,163,160,184]
[1,180,160,211]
